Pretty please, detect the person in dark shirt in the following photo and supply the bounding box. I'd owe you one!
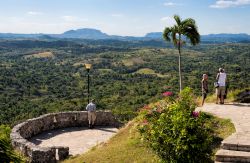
[201,74,208,106]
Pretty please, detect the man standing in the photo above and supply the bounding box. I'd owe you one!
[216,68,227,104]
[86,99,96,129]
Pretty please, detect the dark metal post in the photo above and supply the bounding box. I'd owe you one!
[87,69,90,104]
[85,63,92,104]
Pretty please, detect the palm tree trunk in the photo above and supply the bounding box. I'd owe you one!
[178,34,182,92]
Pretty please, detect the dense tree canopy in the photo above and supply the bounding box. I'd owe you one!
[0,39,249,125]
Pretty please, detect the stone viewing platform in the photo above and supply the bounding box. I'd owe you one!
[29,126,118,156]
[10,111,121,163]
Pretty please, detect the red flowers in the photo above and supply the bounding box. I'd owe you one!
[162,91,173,97]
[156,108,162,113]
[143,105,151,110]
[142,119,148,125]
[192,111,200,118]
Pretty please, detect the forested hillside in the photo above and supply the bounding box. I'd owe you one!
[0,39,249,125]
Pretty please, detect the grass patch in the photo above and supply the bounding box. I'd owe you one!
[134,68,168,78]
[73,62,85,67]
[203,113,235,160]
[24,51,54,59]
[64,121,160,163]
[135,68,155,74]
[64,114,235,163]
[196,87,250,105]
[0,125,26,162]
[122,57,145,66]
[98,69,114,73]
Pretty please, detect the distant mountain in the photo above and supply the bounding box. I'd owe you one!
[58,28,109,39]
[202,33,250,43]
[0,33,43,38]
[0,28,250,43]
[145,32,162,39]
[145,32,250,43]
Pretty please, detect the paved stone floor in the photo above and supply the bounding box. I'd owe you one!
[197,103,250,161]
[197,103,250,134]
[29,127,118,156]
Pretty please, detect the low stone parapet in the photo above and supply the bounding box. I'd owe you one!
[10,111,120,163]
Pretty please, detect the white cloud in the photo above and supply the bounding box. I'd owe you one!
[61,16,88,22]
[27,11,43,15]
[164,2,182,7]
[161,16,176,27]
[210,0,250,8]
[111,14,123,17]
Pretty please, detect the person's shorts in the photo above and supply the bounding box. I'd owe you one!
[216,86,226,96]
[202,89,208,99]
[202,92,207,99]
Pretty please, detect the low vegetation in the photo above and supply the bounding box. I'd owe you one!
[0,125,24,162]
[134,68,167,78]
[24,51,54,59]
[0,39,249,125]
[138,88,235,162]
[196,87,250,104]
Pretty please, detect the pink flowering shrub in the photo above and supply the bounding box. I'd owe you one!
[162,91,173,97]
[192,111,200,118]
[138,88,213,162]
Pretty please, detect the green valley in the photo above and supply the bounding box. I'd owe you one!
[0,39,249,125]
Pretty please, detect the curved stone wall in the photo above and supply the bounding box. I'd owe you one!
[10,111,120,163]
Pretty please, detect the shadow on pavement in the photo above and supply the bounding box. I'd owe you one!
[223,103,250,107]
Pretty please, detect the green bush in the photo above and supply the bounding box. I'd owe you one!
[139,88,213,163]
[0,125,24,163]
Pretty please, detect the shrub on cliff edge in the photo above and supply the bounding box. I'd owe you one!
[139,88,213,163]
[0,125,24,163]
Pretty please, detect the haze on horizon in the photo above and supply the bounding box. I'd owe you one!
[0,0,250,36]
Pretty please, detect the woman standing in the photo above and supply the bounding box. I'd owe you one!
[201,74,208,106]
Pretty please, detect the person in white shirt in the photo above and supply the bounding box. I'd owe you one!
[216,68,227,104]
[86,99,97,129]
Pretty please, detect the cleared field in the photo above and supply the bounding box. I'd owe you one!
[73,62,85,67]
[24,52,54,59]
[134,68,168,78]
[136,68,155,74]
[122,57,145,66]
[98,69,114,73]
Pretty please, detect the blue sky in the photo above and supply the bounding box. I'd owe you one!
[0,0,250,36]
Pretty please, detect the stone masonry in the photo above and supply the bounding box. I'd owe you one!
[10,111,120,163]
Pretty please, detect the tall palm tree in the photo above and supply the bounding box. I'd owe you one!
[163,15,200,92]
